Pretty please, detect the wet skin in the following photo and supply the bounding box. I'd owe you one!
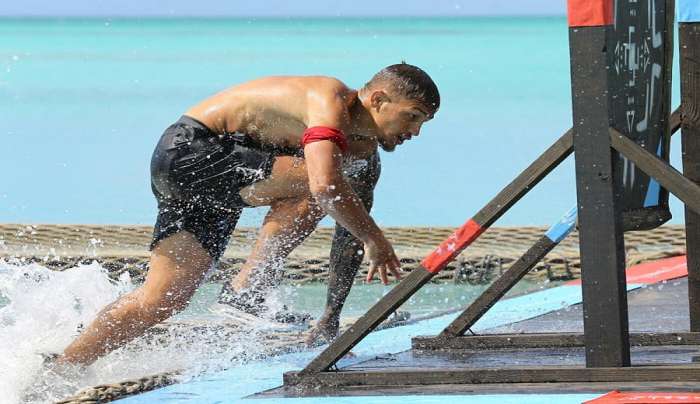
[59,75,434,365]
[186,75,433,285]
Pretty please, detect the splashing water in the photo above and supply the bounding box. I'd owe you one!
[0,259,290,403]
[0,254,552,403]
[0,259,130,402]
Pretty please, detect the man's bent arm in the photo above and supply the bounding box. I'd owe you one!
[317,151,381,341]
[304,91,399,284]
[304,141,383,244]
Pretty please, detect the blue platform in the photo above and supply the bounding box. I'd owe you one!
[118,281,643,403]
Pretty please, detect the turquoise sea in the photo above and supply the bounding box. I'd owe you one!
[1,18,683,403]
[0,17,685,227]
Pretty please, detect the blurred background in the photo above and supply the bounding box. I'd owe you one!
[0,1,685,227]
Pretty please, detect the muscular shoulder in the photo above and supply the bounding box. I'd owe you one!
[303,76,350,94]
[236,75,349,97]
[303,77,355,128]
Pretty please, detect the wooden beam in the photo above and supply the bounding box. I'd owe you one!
[298,109,680,375]
[472,130,573,227]
[569,26,630,367]
[298,37,684,378]
[439,235,561,337]
[672,106,682,132]
[679,22,700,332]
[438,110,682,340]
[610,128,700,216]
[299,132,574,375]
[300,268,433,375]
[424,131,573,273]
[285,365,700,388]
[413,332,700,350]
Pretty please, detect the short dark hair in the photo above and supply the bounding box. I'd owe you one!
[364,63,440,115]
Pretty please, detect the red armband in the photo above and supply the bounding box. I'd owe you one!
[301,126,348,154]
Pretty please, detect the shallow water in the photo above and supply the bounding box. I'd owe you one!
[0,259,551,403]
[187,277,545,319]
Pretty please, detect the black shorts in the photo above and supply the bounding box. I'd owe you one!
[149,116,275,261]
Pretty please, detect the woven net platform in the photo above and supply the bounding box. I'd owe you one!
[0,223,687,285]
[3,223,687,402]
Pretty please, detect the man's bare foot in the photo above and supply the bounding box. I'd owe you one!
[22,353,87,403]
[217,283,312,326]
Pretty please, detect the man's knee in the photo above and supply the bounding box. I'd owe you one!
[144,230,214,306]
[140,258,207,321]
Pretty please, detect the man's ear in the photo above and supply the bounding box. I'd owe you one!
[370,90,390,112]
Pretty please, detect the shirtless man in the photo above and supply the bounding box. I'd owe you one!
[56,63,440,366]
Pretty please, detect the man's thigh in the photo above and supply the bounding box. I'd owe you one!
[143,230,213,307]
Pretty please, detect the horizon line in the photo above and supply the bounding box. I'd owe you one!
[0,13,567,19]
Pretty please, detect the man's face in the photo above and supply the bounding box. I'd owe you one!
[370,91,434,152]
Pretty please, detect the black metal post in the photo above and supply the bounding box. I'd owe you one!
[569,25,630,367]
[679,22,700,331]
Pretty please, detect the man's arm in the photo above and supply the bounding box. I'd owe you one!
[304,91,400,284]
[306,151,381,343]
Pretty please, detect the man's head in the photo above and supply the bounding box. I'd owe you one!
[360,63,440,152]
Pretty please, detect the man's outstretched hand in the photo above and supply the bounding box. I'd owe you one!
[364,235,402,284]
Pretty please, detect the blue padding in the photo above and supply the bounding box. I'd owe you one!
[544,205,578,243]
[644,179,661,207]
[257,394,599,403]
[644,141,664,207]
[679,0,700,22]
[120,284,641,403]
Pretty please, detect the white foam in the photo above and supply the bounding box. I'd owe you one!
[0,259,133,402]
[0,259,275,403]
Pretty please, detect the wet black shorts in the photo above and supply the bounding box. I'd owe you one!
[149,116,275,261]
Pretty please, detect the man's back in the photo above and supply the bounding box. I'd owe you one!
[185,76,361,152]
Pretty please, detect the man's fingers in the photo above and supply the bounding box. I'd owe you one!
[366,262,377,283]
[393,255,402,273]
[368,255,402,284]
[379,264,389,285]
[390,263,402,281]
[382,254,401,281]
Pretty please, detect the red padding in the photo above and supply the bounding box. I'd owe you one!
[585,390,700,403]
[567,0,614,27]
[421,219,484,273]
[566,255,687,286]
[301,126,348,154]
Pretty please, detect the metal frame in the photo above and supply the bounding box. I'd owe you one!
[299,130,573,375]
[430,110,681,341]
[413,332,700,351]
[286,366,700,389]
[569,23,630,367]
[438,205,578,338]
[285,1,700,393]
[679,22,700,331]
